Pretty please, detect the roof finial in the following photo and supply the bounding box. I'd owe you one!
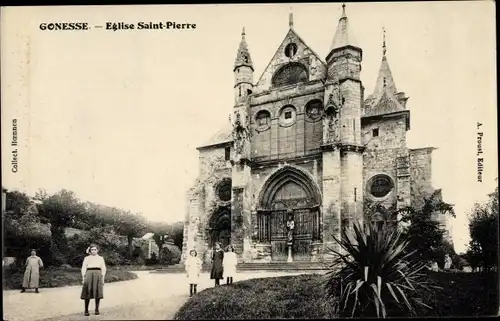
[382,26,387,57]
[341,3,347,18]
[242,26,245,37]
[289,7,294,29]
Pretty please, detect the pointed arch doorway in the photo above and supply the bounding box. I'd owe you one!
[208,208,231,249]
[257,166,322,262]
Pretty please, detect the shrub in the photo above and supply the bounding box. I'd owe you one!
[3,266,138,290]
[324,222,440,318]
[174,272,497,319]
[67,228,127,266]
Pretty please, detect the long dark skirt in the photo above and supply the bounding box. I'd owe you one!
[210,250,224,280]
[81,269,104,300]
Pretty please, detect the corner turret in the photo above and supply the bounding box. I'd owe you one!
[234,27,254,105]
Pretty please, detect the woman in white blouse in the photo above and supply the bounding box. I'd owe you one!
[80,244,106,316]
[223,245,237,285]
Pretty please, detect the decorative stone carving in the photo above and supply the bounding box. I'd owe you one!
[286,213,295,243]
[324,83,343,145]
[232,111,251,159]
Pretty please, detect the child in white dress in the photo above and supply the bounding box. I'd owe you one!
[223,245,237,285]
[185,249,202,297]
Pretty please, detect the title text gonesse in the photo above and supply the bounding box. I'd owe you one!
[40,22,89,30]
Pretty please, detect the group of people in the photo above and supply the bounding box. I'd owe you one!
[185,242,238,297]
[19,245,107,316]
[17,241,238,316]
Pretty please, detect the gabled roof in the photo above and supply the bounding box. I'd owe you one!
[197,121,233,150]
[255,27,327,87]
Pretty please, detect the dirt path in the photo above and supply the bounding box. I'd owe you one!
[3,271,307,321]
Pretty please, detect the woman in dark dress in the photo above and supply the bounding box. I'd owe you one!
[210,242,224,286]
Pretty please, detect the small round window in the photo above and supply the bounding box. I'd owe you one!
[368,175,394,198]
[285,43,298,58]
[216,179,232,202]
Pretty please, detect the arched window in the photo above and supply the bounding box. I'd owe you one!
[256,110,271,127]
[305,100,323,121]
[216,179,232,202]
[272,63,308,88]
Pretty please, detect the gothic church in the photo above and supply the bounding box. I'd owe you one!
[182,5,446,264]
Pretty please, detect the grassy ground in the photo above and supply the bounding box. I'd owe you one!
[3,266,138,290]
[174,271,498,319]
[174,274,336,320]
[422,270,498,317]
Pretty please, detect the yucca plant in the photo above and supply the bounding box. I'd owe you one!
[324,221,440,318]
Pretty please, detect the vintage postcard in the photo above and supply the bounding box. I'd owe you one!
[1,2,498,320]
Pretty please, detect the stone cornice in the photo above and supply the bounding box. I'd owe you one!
[251,81,325,106]
[250,152,322,169]
[361,110,411,131]
[321,143,365,153]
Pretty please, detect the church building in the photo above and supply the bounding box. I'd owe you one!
[181,5,448,264]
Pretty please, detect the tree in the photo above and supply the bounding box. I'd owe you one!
[170,221,184,249]
[35,189,86,265]
[111,210,148,258]
[3,189,51,261]
[467,185,498,272]
[150,222,172,261]
[398,190,455,264]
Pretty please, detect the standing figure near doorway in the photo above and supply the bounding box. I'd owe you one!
[286,213,295,243]
[210,242,224,287]
[223,245,237,285]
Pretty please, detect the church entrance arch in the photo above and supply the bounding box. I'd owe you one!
[208,208,231,250]
[257,166,321,262]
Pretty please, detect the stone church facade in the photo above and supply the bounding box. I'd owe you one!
[182,5,447,265]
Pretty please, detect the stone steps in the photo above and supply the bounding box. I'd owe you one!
[237,262,331,271]
[154,262,333,273]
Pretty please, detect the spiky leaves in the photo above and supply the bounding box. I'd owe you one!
[324,222,440,318]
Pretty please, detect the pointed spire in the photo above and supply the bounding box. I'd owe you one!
[289,7,294,29]
[234,27,254,71]
[329,3,358,52]
[382,26,387,57]
[364,27,407,117]
[373,28,397,97]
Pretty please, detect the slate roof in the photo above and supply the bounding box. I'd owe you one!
[198,122,233,149]
[329,4,359,51]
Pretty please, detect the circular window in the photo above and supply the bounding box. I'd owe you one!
[368,175,394,198]
[216,179,232,202]
[285,43,298,58]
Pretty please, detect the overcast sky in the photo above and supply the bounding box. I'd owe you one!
[1,2,496,253]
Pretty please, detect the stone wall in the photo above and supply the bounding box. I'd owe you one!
[321,149,342,259]
[362,115,409,217]
[409,147,435,210]
[250,89,324,161]
[182,146,232,265]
